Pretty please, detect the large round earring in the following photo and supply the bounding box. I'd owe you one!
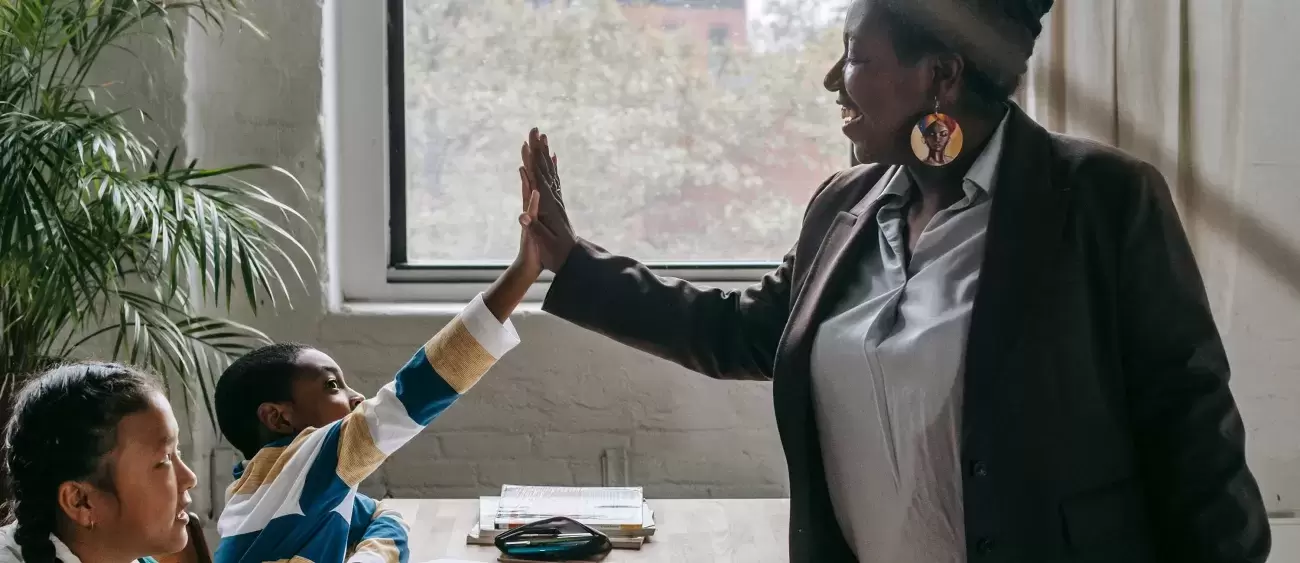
[911,97,963,167]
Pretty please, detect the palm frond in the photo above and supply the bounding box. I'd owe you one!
[0,0,306,429]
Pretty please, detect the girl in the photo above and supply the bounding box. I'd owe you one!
[0,363,198,563]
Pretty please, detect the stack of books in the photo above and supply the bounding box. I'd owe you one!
[467,485,656,550]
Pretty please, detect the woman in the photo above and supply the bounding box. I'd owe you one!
[0,363,198,563]
[518,0,1271,561]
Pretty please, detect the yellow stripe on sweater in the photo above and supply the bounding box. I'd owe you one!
[373,500,408,525]
[348,538,401,563]
[423,317,495,393]
[227,428,319,498]
[336,409,387,487]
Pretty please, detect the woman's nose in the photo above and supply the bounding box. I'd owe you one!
[824,54,845,92]
[349,391,364,410]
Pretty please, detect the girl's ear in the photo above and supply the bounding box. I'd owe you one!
[56,481,96,529]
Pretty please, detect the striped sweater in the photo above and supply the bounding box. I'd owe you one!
[213,294,520,563]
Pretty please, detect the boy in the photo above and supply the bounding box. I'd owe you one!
[212,177,545,563]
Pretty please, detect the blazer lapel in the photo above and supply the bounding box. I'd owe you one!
[793,167,899,340]
[962,104,1070,425]
[777,165,899,388]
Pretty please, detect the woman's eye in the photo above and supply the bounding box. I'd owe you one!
[326,380,341,390]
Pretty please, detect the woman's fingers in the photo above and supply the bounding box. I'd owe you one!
[524,128,571,219]
[540,134,555,176]
[528,128,545,168]
[552,154,564,207]
[525,131,559,208]
[534,135,565,208]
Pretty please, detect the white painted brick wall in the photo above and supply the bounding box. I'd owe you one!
[535,432,631,459]
[437,433,533,460]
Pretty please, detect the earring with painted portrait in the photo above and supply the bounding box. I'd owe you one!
[911,97,963,167]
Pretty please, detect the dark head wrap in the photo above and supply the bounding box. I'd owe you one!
[886,0,1056,99]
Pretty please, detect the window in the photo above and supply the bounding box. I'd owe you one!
[328,0,851,303]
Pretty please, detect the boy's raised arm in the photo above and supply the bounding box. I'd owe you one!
[329,175,544,487]
[218,167,545,554]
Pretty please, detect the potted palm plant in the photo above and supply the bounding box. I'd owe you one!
[0,0,308,443]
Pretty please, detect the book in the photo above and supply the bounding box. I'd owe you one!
[494,486,645,531]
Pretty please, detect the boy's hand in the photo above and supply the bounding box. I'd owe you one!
[484,162,544,323]
[515,156,543,279]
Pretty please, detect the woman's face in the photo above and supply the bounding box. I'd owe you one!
[85,391,197,558]
[925,121,951,152]
[824,0,934,165]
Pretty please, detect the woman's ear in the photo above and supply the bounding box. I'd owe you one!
[56,481,96,529]
[931,54,966,107]
[256,402,295,435]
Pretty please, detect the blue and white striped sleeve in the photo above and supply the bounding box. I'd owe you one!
[335,292,520,486]
[346,501,409,563]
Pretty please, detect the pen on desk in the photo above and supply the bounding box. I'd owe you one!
[504,539,591,549]
[510,533,589,540]
[506,534,591,543]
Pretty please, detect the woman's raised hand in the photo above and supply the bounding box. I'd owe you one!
[520,127,578,272]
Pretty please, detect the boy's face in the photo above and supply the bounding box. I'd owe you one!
[284,348,365,431]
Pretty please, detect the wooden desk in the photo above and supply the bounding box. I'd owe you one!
[384,498,790,563]
[385,500,1300,562]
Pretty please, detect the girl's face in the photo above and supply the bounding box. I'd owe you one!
[82,391,197,559]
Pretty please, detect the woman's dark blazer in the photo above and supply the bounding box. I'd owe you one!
[542,103,1271,563]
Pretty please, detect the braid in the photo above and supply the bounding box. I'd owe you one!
[2,363,158,563]
[12,499,58,563]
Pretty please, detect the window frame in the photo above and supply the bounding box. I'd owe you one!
[327,0,836,306]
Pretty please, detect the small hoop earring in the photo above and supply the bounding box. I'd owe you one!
[911,96,964,167]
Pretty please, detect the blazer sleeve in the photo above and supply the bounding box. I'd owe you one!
[1118,163,1271,562]
[543,241,792,381]
[541,172,844,381]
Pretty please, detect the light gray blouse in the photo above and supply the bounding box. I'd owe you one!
[809,111,1009,562]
